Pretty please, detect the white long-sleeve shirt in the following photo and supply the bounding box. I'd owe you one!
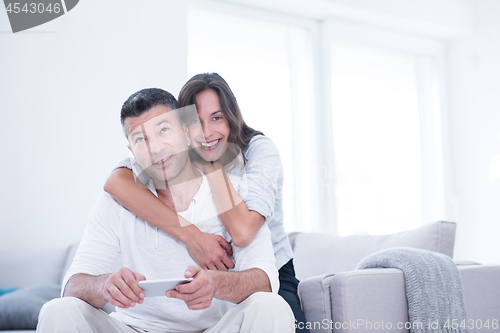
[62,174,278,333]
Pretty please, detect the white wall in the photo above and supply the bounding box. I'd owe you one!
[0,0,188,252]
[448,0,500,263]
[217,0,474,38]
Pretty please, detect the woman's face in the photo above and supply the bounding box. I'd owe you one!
[188,89,231,162]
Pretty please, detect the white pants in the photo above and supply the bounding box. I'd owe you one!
[37,292,295,333]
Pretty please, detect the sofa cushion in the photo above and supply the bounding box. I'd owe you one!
[0,247,68,288]
[292,221,456,281]
[60,242,80,285]
[0,284,60,330]
[0,287,19,296]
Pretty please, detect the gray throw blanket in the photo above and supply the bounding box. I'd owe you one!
[356,247,468,333]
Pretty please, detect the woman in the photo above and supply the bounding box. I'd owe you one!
[104,73,308,332]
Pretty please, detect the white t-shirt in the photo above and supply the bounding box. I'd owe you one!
[63,174,278,333]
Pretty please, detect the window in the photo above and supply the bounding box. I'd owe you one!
[323,20,447,235]
[331,42,423,235]
[188,5,447,236]
[188,4,317,232]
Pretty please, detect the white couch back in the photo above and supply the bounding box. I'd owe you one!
[1,222,457,288]
[289,221,456,281]
[0,246,70,288]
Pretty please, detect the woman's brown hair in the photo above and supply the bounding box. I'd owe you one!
[178,73,264,160]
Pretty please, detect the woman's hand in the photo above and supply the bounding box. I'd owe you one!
[181,224,234,271]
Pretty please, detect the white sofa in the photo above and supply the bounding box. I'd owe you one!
[291,221,500,333]
[1,221,499,332]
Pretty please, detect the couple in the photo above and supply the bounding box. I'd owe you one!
[37,73,308,332]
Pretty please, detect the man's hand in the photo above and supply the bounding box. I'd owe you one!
[102,267,146,308]
[182,225,234,271]
[166,266,216,310]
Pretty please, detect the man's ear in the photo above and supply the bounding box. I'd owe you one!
[128,144,135,157]
[184,124,191,147]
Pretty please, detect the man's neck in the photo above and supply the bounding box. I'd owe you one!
[155,162,202,213]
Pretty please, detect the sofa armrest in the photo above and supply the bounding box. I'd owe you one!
[297,273,336,332]
[458,264,500,331]
[298,265,500,333]
[299,269,407,333]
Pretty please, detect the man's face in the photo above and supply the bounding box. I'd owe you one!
[125,105,191,183]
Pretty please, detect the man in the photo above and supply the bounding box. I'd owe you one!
[37,88,294,333]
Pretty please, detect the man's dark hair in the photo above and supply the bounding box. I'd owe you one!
[120,88,179,136]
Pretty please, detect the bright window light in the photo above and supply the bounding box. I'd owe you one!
[188,7,314,231]
[331,41,423,235]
